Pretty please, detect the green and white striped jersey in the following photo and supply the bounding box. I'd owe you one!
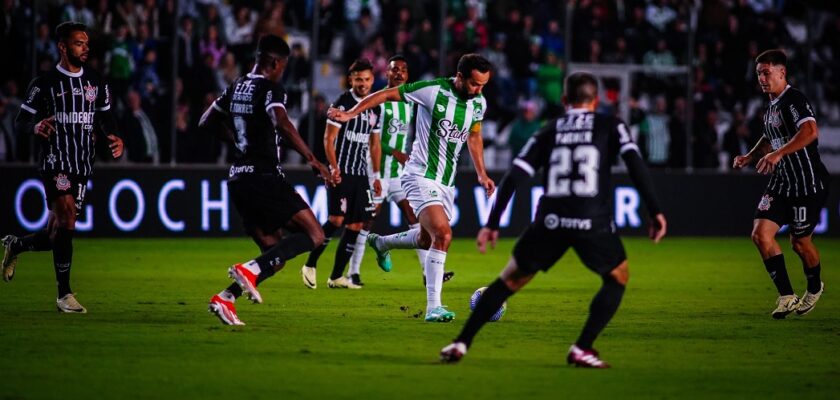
[398,78,486,186]
[377,100,413,178]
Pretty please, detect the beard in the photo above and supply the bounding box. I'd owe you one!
[67,53,85,68]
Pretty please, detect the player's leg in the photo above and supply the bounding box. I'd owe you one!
[752,218,801,318]
[347,212,378,286]
[788,192,827,315]
[441,257,536,362]
[327,220,363,288]
[304,214,342,269]
[566,232,630,368]
[398,199,454,285]
[51,193,84,313]
[2,212,56,283]
[418,204,455,321]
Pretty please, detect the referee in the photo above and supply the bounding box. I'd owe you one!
[2,22,123,313]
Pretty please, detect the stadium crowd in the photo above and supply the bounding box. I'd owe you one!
[0,0,837,170]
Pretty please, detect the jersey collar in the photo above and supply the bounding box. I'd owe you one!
[56,63,83,78]
[246,73,265,79]
[350,89,364,102]
[770,84,791,105]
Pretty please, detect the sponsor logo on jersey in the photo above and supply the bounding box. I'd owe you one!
[229,165,255,177]
[544,213,560,229]
[768,110,782,128]
[434,119,470,142]
[368,112,378,127]
[758,194,773,211]
[560,217,592,230]
[340,197,348,213]
[55,173,71,191]
[386,109,393,115]
[232,81,256,102]
[84,85,97,103]
[55,111,95,124]
[789,104,799,122]
[27,87,40,103]
[472,102,483,120]
[72,87,82,95]
[344,131,370,143]
[388,118,407,134]
[47,153,57,167]
[436,104,445,113]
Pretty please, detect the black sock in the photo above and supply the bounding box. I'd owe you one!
[455,278,515,347]
[804,263,822,294]
[576,277,626,349]
[52,228,74,298]
[14,230,52,253]
[226,234,316,299]
[306,221,340,268]
[329,229,359,280]
[764,254,794,296]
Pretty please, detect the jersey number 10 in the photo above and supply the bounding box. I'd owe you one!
[547,145,600,197]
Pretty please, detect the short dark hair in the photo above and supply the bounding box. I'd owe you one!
[564,72,599,104]
[348,58,374,74]
[456,53,491,77]
[256,34,290,58]
[755,49,787,66]
[55,22,87,42]
[388,55,407,64]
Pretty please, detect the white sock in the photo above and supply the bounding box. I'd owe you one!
[241,260,261,276]
[409,224,428,275]
[378,228,420,250]
[349,230,368,276]
[218,290,236,302]
[424,249,446,313]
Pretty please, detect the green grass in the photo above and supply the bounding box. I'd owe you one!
[0,237,838,399]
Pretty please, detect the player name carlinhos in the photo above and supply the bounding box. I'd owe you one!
[55,111,96,124]
[434,119,469,142]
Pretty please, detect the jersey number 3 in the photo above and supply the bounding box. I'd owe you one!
[547,145,599,197]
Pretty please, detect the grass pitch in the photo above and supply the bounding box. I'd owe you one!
[0,237,838,399]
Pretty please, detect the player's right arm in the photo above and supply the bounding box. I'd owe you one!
[733,136,771,169]
[270,106,332,185]
[14,77,54,140]
[323,120,342,185]
[477,125,553,253]
[328,87,402,122]
[613,120,666,243]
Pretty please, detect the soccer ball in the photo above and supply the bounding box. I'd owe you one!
[469,287,506,321]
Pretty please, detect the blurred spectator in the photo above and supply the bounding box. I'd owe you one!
[453,5,488,52]
[34,22,59,66]
[640,96,671,168]
[200,24,226,68]
[643,39,676,67]
[344,8,378,68]
[93,0,116,35]
[257,1,287,38]
[298,94,328,164]
[668,96,688,169]
[693,109,721,169]
[646,0,677,32]
[504,100,542,156]
[603,37,634,64]
[122,90,159,163]
[723,110,761,167]
[0,97,14,161]
[541,19,565,57]
[215,52,240,93]
[133,23,158,67]
[106,24,136,104]
[536,51,564,118]
[62,0,96,26]
[282,43,311,112]
[225,6,258,67]
[135,48,162,102]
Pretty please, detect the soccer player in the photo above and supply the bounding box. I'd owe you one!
[440,72,667,367]
[300,59,382,290]
[2,22,123,313]
[733,49,829,318]
[202,35,333,325]
[328,54,496,322]
[344,55,454,287]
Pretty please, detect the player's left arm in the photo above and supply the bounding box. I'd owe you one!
[369,128,382,196]
[757,94,819,174]
[270,106,332,185]
[756,120,818,175]
[93,82,123,158]
[467,121,495,198]
[327,87,402,122]
[621,149,666,243]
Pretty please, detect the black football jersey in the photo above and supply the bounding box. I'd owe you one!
[327,90,381,176]
[213,72,288,175]
[762,85,828,197]
[514,109,639,230]
[20,64,112,177]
